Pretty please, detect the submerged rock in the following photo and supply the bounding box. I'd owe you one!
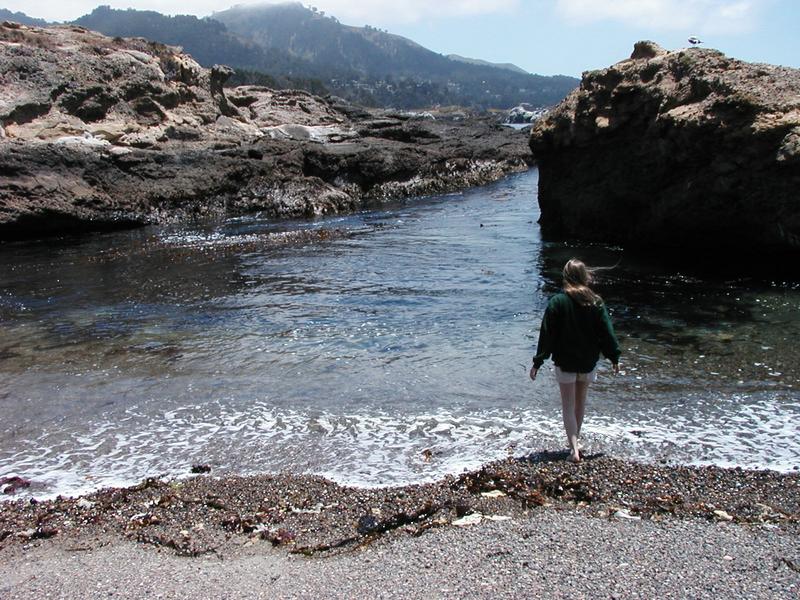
[0,476,30,495]
[529,41,800,259]
[0,23,532,241]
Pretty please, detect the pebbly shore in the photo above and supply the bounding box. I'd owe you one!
[1,507,797,599]
[1,453,798,598]
[1,453,797,558]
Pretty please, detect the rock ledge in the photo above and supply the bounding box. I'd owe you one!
[0,23,531,240]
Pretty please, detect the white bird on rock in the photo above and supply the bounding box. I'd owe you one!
[688,36,703,45]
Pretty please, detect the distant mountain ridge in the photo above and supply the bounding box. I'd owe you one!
[72,6,329,92]
[0,8,50,27]
[212,3,445,79]
[211,2,577,108]
[2,3,578,109]
[447,54,529,75]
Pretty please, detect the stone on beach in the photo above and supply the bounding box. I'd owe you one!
[1,455,797,559]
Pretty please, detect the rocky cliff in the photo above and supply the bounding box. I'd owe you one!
[0,22,531,240]
[529,41,800,258]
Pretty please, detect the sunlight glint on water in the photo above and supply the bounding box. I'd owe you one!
[0,170,798,498]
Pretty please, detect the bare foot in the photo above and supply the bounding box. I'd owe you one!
[566,440,584,452]
[567,449,581,463]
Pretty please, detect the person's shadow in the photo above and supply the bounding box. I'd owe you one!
[520,449,605,463]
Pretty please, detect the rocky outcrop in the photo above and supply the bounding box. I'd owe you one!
[0,23,532,240]
[506,104,548,124]
[529,41,800,257]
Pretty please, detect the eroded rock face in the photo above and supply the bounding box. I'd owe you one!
[0,23,532,240]
[529,41,800,257]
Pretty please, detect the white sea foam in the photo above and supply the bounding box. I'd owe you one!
[2,170,799,499]
[2,392,797,500]
[589,393,800,472]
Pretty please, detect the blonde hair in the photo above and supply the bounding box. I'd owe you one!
[562,258,602,307]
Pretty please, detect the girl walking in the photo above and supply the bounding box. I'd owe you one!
[529,259,620,462]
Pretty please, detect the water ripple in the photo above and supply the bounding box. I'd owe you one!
[1,170,799,497]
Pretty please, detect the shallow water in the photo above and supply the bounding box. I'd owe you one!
[1,169,798,498]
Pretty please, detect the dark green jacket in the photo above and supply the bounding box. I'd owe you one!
[532,292,620,372]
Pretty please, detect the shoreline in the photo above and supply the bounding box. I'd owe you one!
[4,447,799,506]
[2,451,797,559]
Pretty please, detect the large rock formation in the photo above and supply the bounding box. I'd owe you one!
[529,41,800,257]
[0,22,531,240]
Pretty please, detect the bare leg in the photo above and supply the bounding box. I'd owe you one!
[558,382,580,462]
[575,380,590,439]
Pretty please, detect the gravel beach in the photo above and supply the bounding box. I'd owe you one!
[1,453,798,598]
[1,510,797,599]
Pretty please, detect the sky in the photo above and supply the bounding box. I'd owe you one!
[2,0,798,77]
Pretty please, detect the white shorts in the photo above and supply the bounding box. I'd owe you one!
[554,366,597,384]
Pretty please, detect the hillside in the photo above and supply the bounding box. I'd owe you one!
[1,4,578,109]
[73,6,331,93]
[447,54,529,75]
[4,4,578,110]
[0,8,50,27]
[212,2,577,109]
